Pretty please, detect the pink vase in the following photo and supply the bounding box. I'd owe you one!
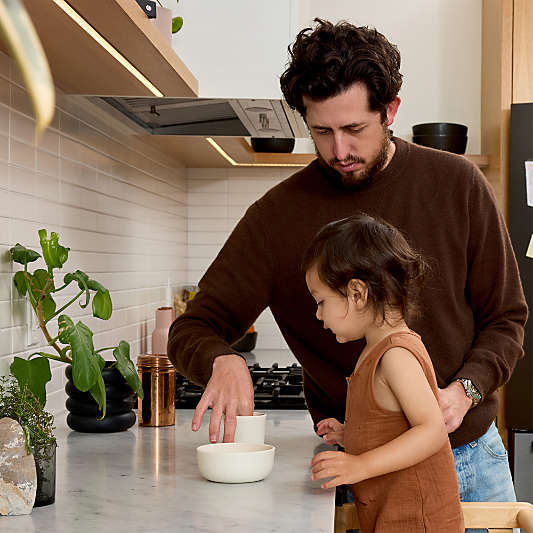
[151,307,175,355]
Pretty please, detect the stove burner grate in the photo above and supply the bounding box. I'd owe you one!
[175,362,306,410]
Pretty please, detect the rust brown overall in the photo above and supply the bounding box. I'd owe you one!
[343,331,464,532]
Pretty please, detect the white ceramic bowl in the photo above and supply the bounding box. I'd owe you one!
[196,442,275,483]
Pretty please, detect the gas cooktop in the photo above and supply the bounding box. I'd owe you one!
[175,362,306,410]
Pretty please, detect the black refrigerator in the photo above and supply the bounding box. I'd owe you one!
[507,102,533,503]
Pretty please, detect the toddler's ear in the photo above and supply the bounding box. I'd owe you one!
[348,279,368,307]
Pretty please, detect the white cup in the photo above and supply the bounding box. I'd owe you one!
[233,412,266,444]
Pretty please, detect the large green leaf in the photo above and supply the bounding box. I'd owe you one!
[41,295,56,322]
[9,243,40,265]
[92,289,112,320]
[87,355,106,417]
[64,270,90,308]
[10,356,51,407]
[64,270,89,288]
[38,229,69,270]
[0,0,55,135]
[113,341,143,398]
[57,315,99,392]
[13,270,28,296]
[32,268,54,295]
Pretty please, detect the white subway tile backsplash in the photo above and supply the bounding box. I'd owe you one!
[38,128,60,155]
[228,179,276,194]
[0,134,8,164]
[10,111,35,145]
[36,150,60,177]
[0,76,9,105]
[0,159,8,187]
[9,84,32,118]
[10,139,35,170]
[0,105,9,134]
[188,192,227,206]
[0,50,188,417]
[188,179,228,194]
[187,231,228,246]
[188,218,229,232]
[227,192,261,206]
[188,205,228,219]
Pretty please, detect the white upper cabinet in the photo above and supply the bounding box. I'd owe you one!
[166,0,299,98]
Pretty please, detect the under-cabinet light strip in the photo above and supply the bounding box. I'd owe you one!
[52,0,164,97]
[206,138,308,167]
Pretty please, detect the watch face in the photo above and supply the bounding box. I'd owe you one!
[458,378,481,405]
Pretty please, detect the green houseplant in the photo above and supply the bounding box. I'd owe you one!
[9,229,144,419]
[0,376,57,506]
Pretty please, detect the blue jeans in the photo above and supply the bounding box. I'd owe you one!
[452,422,517,533]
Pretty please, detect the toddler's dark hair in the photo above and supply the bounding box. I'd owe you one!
[302,213,428,324]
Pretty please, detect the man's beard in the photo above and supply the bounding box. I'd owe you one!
[316,125,391,190]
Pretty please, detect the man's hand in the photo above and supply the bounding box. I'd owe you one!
[438,381,473,433]
[316,418,345,446]
[191,354,254,443]
[311,450,366,489]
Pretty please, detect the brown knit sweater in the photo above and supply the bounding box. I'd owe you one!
[168,138,527,448]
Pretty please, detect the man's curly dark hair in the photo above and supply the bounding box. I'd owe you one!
[280,18,403,121]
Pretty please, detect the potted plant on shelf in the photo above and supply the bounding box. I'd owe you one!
[152,0,183,43]
[0,376,57,507]
[9,229,144,433]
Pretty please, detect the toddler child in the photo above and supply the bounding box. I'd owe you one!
[303,212,464,532]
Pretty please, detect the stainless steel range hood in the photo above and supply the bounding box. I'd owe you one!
[85,95,309,139]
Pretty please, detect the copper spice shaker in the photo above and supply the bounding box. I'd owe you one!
[137,354,175,426]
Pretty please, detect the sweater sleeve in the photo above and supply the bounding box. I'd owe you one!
[167,201,275,386]
[452,166,528,399]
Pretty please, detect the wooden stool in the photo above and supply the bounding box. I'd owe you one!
[334,501,533,532]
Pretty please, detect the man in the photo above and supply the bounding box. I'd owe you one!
[168,19,527,506]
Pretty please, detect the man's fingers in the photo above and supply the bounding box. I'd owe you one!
[191,395,209,431]
[222,410,237,443]
[208,406,224,443]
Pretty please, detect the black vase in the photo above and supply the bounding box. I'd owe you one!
[32,442,57,507]
[65,363,136,432]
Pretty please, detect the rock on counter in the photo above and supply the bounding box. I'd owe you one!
[1,410,335,533]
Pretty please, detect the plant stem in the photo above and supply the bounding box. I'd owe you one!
[29,351,71,363]
[23,263,37,308]
[53,282,70,292]
[45,289,84,323]
[38,313,64,358]
[94,347,116,354]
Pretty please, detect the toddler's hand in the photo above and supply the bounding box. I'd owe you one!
[311,450,365,489]
[316,418,345,446]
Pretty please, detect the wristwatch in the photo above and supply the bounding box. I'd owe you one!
[455,378,482,407]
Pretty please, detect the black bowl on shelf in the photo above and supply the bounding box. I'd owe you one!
[412,122,468,136]
[250,137,295,153]
[412,133,468,154]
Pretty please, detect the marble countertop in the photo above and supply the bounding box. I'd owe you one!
[3,410,335,533]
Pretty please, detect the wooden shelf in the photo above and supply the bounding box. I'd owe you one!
[9,0,198,97]
[141,135,488,169]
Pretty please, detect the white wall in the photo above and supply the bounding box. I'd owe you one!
[0,51,188,415]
